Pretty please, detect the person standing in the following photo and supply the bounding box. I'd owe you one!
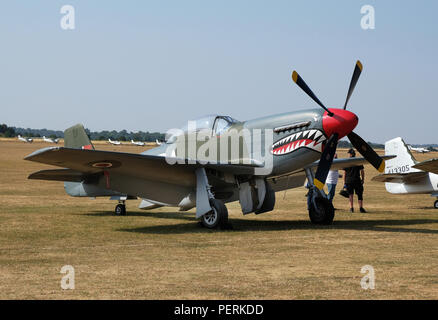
[326,154,341,204]
[343,148,366,213]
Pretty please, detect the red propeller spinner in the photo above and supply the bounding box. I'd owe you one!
[322,108,358,139]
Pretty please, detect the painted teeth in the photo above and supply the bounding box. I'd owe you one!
[272,129,326,155]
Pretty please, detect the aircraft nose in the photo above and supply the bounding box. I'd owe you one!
[322,108,358,139]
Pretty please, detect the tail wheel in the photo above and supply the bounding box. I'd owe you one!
[201,199,228,229]
[434,200,438,209]
[308,197,335,225]
[115,204,126,216]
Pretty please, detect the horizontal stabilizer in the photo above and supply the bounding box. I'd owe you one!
[372,171,428,183]
[310,155,395,171]
[28,169,91,182]
[412,158,438,175]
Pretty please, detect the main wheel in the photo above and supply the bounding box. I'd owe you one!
[201,199,228,229]
[255,182,275,214]
[434,200,438,209]
[115,204,126,216]
[308,196,335,225]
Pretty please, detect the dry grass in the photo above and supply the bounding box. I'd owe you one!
[0,139,437,299]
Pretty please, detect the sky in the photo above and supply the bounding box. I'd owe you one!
[0,1,437,144]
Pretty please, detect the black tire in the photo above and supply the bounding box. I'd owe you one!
[255,182,275,214]
[115,204,126,216]
[308,196,335,225]
[434,200,438,209]
[201,199,229,229]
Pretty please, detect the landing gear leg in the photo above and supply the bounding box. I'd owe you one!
[305,168,334,225]
[115,200,126,216]
[195,168,229,229]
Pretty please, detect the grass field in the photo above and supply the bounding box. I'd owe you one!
[0,139,437,299]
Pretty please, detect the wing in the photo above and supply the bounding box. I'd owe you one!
[25,147,263,185]
[372,171,428,183]
[412,158,438,175]
[309,155,395,171]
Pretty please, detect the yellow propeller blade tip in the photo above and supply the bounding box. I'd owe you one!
[378,161,385,173]
[292,71,298,83]
[313,178,324,190]
[356,60,363,71]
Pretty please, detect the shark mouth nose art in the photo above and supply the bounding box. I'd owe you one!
[271,129,326,155]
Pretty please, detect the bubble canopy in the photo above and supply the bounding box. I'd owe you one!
[166,115,239,143]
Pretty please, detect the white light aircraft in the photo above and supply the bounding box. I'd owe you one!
[18,135,33,143]
[42,136,59,143]
[373,137,438,208]
[408,145,430,153]
[131,139,145,146]
[108,138,121,145]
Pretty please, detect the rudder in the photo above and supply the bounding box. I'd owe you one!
[64,124,94,150]
[384,137,418,173]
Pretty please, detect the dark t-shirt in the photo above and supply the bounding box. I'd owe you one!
[344,165,364,184]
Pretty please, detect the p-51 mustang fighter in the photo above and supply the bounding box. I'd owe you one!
[25,61,391,229]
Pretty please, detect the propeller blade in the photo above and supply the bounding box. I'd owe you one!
[292,71,333,116]
[347,131,385,172]
[314,133,339,190]
[343,60,363,110]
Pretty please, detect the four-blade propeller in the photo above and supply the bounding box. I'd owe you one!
[292,60,385,190]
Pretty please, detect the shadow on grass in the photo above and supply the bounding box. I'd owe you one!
[82,210,196,221]
[118,216,438,235]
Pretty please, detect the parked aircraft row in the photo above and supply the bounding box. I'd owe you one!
[17,135,59,143]
[17,135,148,147]
[108,138,146,146]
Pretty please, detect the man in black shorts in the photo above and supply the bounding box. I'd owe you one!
[343,148,366,213]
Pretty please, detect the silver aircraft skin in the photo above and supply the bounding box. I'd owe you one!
[25,61,391,228]
[373,137,438,208]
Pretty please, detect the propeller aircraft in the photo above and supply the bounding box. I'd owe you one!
[25,61,392,229]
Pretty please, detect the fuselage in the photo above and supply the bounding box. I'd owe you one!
[386,172,438,195]
[144,107,358,178]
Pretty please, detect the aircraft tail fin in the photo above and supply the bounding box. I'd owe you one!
[64,124,94,150]
[384,137,418,173]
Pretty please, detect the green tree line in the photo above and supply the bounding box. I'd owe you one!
[3,124,164,142]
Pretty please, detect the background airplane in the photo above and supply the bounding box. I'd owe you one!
[25,61,392,228]
[408,145,430,153]
[42,136,59,143]
[108,138,121,145]
[131,139,145,146]
[17,135,33,143]
[373,137,438,208]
